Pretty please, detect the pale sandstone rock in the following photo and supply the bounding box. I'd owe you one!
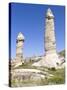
[32,8,61,68]
[14,32,25,66]
[11,69,53,81]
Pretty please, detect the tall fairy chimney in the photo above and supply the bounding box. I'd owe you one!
[44,8,60,68]
[16,32,25,63]
[45,8,56,54]
[30,8,61,68]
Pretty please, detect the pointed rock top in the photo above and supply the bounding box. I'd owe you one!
[46,8,54,19]
[17,32,25,40]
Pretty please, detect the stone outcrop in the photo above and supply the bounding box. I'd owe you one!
[16,32,24,61]
[11,69,53,83]
[14,32,25,66]
[32,8,60,68]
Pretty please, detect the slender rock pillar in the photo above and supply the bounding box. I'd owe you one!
[44,8,60,68]
[16,32,25,64]
[32,8,60,68]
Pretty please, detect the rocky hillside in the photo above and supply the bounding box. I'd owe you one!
[59,50,65,57]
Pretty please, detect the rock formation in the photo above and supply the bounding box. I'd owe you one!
[33,8,60,68]
[15,32,25,66]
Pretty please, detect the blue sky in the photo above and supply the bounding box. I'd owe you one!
[10,3,65,58]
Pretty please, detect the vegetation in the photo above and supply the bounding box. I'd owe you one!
[11,68,65,87]
[14,62,34,69]
[59,50,65,57]
[11,49,65,87]
[47,68,65,84]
